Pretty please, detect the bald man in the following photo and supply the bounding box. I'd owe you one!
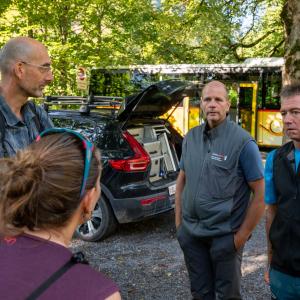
[175,81,264,299]
[0,37,53,157]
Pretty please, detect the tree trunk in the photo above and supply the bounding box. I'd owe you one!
[280,0,300,144]
[281,0,300,84]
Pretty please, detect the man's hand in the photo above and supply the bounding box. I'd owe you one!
[265,204,277,285]
[234,179,265,250]
[233,231,248,250]
[264,267,270,285]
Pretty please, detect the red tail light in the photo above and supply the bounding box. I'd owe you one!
[109,131,150,172]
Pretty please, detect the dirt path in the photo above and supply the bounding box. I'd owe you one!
[71,211,269,299]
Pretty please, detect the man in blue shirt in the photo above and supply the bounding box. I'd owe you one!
[0,37,53,157]
[265,84,300,299]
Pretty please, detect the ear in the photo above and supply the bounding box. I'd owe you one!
[226,99,231,112]
[14,62,25,79]
[81,187,98,214]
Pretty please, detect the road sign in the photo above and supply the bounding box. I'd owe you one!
[76,67,88,90]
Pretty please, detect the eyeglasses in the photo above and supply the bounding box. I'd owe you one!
[21,61,52,73]
[36,128,95,198]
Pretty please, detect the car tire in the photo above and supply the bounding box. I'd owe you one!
[76,195,117,242]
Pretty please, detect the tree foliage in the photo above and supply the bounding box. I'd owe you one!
[281,0,300,83]
[0,0,284,94]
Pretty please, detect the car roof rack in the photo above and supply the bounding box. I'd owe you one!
[44,95,123,114]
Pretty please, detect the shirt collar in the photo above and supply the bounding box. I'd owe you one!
[204,117,229,139]
[0,95,35,126]
[285,142,295,161]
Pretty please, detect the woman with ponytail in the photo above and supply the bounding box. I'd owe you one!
[0,128,121,300]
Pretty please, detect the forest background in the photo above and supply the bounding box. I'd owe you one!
[0,0,293,95]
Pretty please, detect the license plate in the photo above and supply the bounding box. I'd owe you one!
[168,184,176,196]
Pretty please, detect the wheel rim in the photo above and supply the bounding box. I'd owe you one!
[77,201,103,238]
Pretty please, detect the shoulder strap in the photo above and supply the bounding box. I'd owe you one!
[25,251,88,300]
[27,101,44,133]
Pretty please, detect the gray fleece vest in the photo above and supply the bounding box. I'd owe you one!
[181,119,253,237]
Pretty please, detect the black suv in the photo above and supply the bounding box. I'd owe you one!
[46,80,194,241]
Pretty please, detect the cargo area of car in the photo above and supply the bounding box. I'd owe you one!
[127,124,179,183]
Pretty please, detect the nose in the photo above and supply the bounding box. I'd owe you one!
[45,69,54,83]
[208,98,217,107]
[283,112,293,124]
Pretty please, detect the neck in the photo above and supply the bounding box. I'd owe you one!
[0,79,28,118]
[294,141,300,150]
[23,208,83,248]
[23,226,73,248]
[207,118,226,130]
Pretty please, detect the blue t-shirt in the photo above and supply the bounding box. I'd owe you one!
[264,148,300,205]
[238,140,264,182]
[296,148,300,172]
[179,140,263,182]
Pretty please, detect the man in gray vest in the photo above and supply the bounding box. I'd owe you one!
[0,37,53,157]
[175,81,264,300]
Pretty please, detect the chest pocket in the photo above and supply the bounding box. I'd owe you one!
[204,158,237,199]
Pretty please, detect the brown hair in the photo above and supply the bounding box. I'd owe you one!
[280,83,300,101]
[0,133,101,236]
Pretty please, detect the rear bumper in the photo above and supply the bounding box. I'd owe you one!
[111,192,175,223]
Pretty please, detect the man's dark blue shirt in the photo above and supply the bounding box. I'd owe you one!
[0,95,53,157]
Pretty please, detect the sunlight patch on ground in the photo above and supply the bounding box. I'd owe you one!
[242,254,268,275]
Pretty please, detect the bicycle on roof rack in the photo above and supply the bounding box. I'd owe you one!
[44,95,123,115]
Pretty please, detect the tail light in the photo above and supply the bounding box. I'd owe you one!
[109,131,150,172]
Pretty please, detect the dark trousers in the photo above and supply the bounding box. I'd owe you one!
[177,226,243,300]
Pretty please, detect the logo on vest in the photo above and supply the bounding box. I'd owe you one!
[211,153,227,161]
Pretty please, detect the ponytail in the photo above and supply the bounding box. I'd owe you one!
[0,133,101,236]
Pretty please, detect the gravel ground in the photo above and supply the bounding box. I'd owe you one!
[71,210,270,300]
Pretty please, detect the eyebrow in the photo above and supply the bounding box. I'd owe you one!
[203,96,225,100]
[280,108,300,111]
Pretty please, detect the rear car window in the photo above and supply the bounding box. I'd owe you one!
[51,116,133,159]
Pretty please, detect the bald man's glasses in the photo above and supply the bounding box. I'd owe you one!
[21,61,52,73]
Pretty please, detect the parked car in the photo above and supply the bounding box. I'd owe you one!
[46,80,195,241]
